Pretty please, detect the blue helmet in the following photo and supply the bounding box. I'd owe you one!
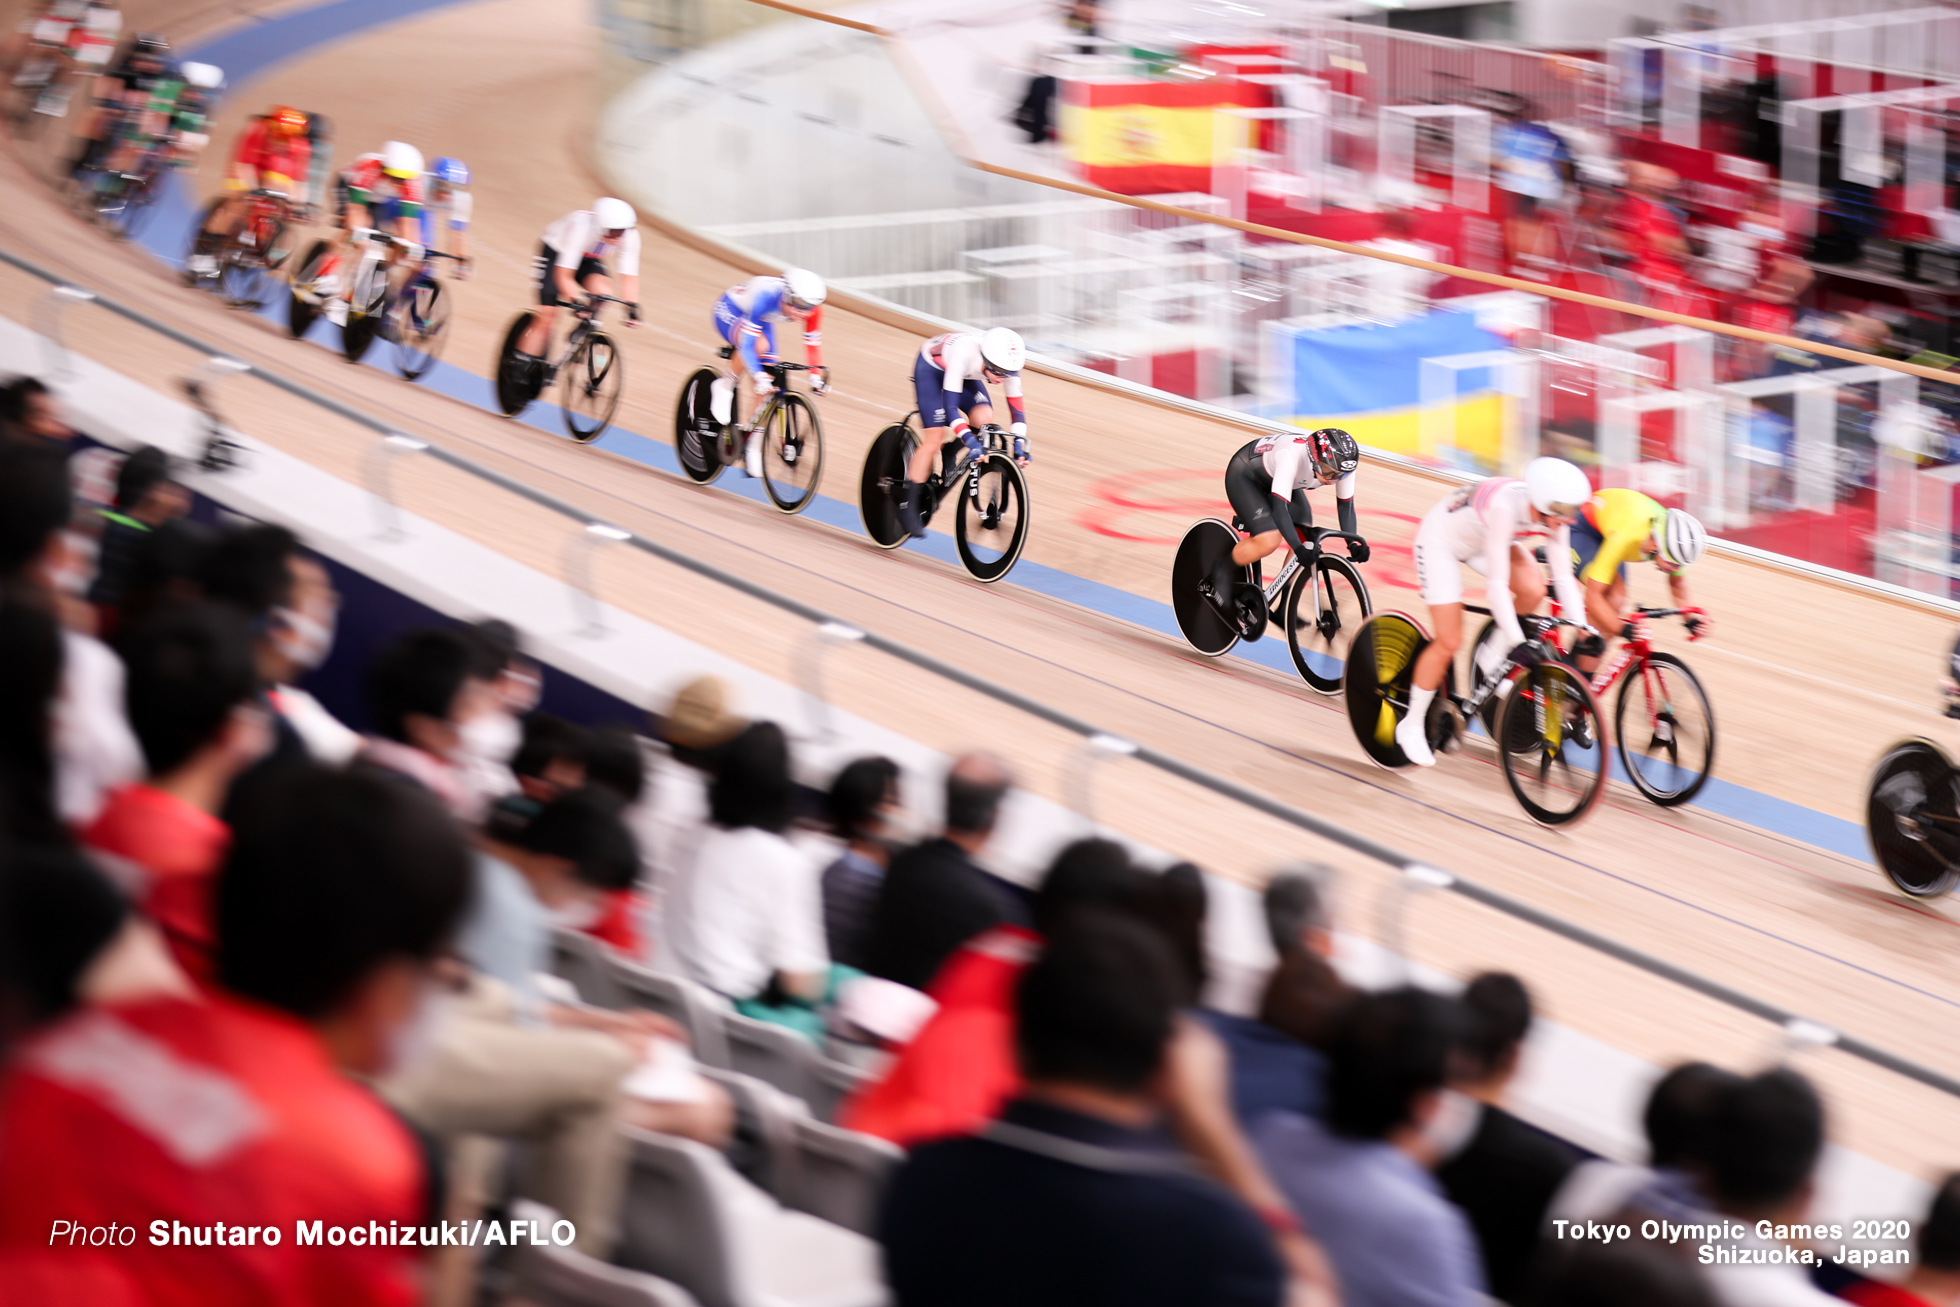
[431,156,470,186]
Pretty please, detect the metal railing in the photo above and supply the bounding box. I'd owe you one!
[4,242,1958,1105]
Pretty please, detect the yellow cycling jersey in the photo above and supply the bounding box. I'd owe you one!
[1576,487,1666,585]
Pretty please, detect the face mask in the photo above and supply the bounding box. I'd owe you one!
[384,981,449,1077]
[1418,1088,1482,1161]
[549,897,605,931]
[269,604,336,674]
[458,711,521,766]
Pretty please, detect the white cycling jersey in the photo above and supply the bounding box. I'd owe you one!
[921,332,1026,409]
[1254,431,1356,501]
[540,209,641,278]
[1417,476,1584,649]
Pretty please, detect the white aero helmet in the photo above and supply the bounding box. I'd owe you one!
[1521,456,1591,520]
[180,61,223,89]
[593,197,637,232]
[380,140,423,180]
[1658,507,1707,568]
[980,326,1025,375]
[782,267,826,310]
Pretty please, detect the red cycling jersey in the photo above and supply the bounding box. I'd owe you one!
[230,118,309,186]
[343,155,425,205]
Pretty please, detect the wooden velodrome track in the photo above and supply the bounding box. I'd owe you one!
[3,0,1958,1179]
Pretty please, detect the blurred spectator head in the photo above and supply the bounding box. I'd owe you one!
[1644,1061,1741,1173]
[367,626,498,759]
[512,713,589,800]
[111,445,188,526]
[826,754,900,851]
[1457,971,1532,1093]
[118,602,263,780]
[203,524,339,686]
[466,618,541,717]
[0,376,72,444]
[1920,1173,1960,1273]
[1626,162,1680,200]
[709,720,793,835]
[1032,836,1138,936]
[1325,985,1462,1143]
[215,765,471,1073]
[0,844,129,1031]
[1841,313,1891,355]
[1016,912,1179,1101]
[202,523,301,620]
[1263,863,1334,959]
[660,675,744,768]
[944,752,1012,843]
[0,440,73,580]
[484,787,639,903]
[1707,1068,1824,1220]
[1142,861,1207,1005]
[0,580,65,845]
[1258,945,1351,1052]
[116,517,217,630]
[1526,1242,1718,1307]
[581,724,646,806]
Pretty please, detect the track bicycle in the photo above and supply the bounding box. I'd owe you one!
[1345,606,1608,828]
[493,293,630,443]
[1170,517,1371,693]
[187,188,293,308]
[77,131,170,240]
[673,347,825,514]
[1466,605,1716,807]
[858,413,1031,583]
[288,229,463,376]
[1865,669,1960,899]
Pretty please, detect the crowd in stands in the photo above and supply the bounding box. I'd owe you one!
[0,390,1956,1307]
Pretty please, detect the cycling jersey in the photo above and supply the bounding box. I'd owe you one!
[1413,476,1584,649]
[713,276,823,377]
[416,183,471,253]
[229,117,309,191]
[343,154,422,216]
[915,332,1026,438]
[539,209,640,278]
[1574,487,1666,586]
[1251,430,1356,501]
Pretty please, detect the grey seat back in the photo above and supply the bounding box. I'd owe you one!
[608,956,730,1066]
[615,1129,741,1307]
[550,926,626,1009]
[512,1199,703,1307]
[779,1118,903,1238]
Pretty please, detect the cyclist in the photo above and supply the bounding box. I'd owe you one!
[710,268,828,477]
[323,140,424,326]
[67,29,167,179]
[187,104,309,282]
[512,198,642,373]
[1569,487,1709,670]
[300,111,333,216]
[896,327,1029,538]
[422,155,472,279]
[1208,427,1370,635]
[1398,456,1594,767]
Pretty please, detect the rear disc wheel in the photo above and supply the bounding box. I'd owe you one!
[674,367,725,483]
[1867,740,1960,898]
[858,422,915,549]
[1171,519,1242,657]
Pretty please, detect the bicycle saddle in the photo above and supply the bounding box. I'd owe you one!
[716,345,734,361]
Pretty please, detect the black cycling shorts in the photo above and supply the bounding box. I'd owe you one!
[1225,440,1310,539]
[535,243,607,306]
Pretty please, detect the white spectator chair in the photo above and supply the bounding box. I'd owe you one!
[806,1059,868,1126]
[698,1066,808,1196]
[608,955,731,1067]
[776,1117,903,1239]
[720,1011,822,1104]
[616,1128,887,1307]
[510,1199,702,1307]
[550,926,627,1009]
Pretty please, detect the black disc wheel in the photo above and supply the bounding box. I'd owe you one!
[1172,519,1242,656]
[1285,554,1372,694]
[286,241,332,339]
[1495,662,1607,828]
[340,262,388,363]
[760,391,823,514]
[1344,611,1445,769]
[393,274,450,382]
[674,367,725,482]
[859,421,915,549]
[953,452,1030,583]
[562,331,624,443]
[494,312,539,417]
[1867,740,1960,898]
[1615,652,1715,807]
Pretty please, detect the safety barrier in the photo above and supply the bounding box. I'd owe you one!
[5,240,1957,1107]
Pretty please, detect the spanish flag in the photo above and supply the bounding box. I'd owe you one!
[1059,78,1273,195]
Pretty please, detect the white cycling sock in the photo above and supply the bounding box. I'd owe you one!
[1407,683,1436,721]
[709,375,734,425]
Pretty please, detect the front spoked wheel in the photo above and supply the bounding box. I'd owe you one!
[562,330,624,443]
[953,452,1030,582]
[1495,662,1607,828]
[393,275,450,381]
[1867,740,1960,898]
[1285,554,1372,694]
[760,392,823,514]
[1615,652,1714,807]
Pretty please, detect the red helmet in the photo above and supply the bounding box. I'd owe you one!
[269,105,308,137]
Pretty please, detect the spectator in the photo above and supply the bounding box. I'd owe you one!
[0,580,68,846]
[866,752,1018,991]
[1527,1243,1719,1307]
[1435,973,1579,1304]
[87,445,189,615]
[881,912,1287,1307]
[512,713,591,801]
[1264,863,1337,960]
[0,765,473,1306]
[1841,1173,1960,1307]
[821,754,901,971]
[845,836,1138,1145]
[1359,208,1444,322]
[573,723,652,957]
[1143,861,1209,1004]
[0,375,75,450]
[0,440,143,826]
[357,626,503,818]
[83,604,266,982]
[1700,1068,1837,1307]
[453,619,528,818]
[642,674,744,888]
[665,721,829,1035]
[1549,1060,1740,1228]
[114,517,217,633]
[1616,162,1708,317]
[1255,986,1486,1307]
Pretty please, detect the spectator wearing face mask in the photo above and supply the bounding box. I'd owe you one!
[455,619,533,817]
[356,627,507,820]
[87,445,190,619]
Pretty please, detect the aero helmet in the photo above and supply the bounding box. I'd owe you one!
[593,197,637,231]
[1522,456,1591,520]
[979,326,1025,375]
[380,141,423,180]
[1306,427,1360,481]
[782,267,826,310]
[1658,507,1708,568]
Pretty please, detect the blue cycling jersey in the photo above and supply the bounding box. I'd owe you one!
[713,276,823,376]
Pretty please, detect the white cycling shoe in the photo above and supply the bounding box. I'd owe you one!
[743,432,763,479]
[324,298,349,328]
[1394,709,1437,767]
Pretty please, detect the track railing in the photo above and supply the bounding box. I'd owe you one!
[3,243,1957,1104]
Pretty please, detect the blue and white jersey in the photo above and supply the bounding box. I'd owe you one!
[717,275,823,376]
